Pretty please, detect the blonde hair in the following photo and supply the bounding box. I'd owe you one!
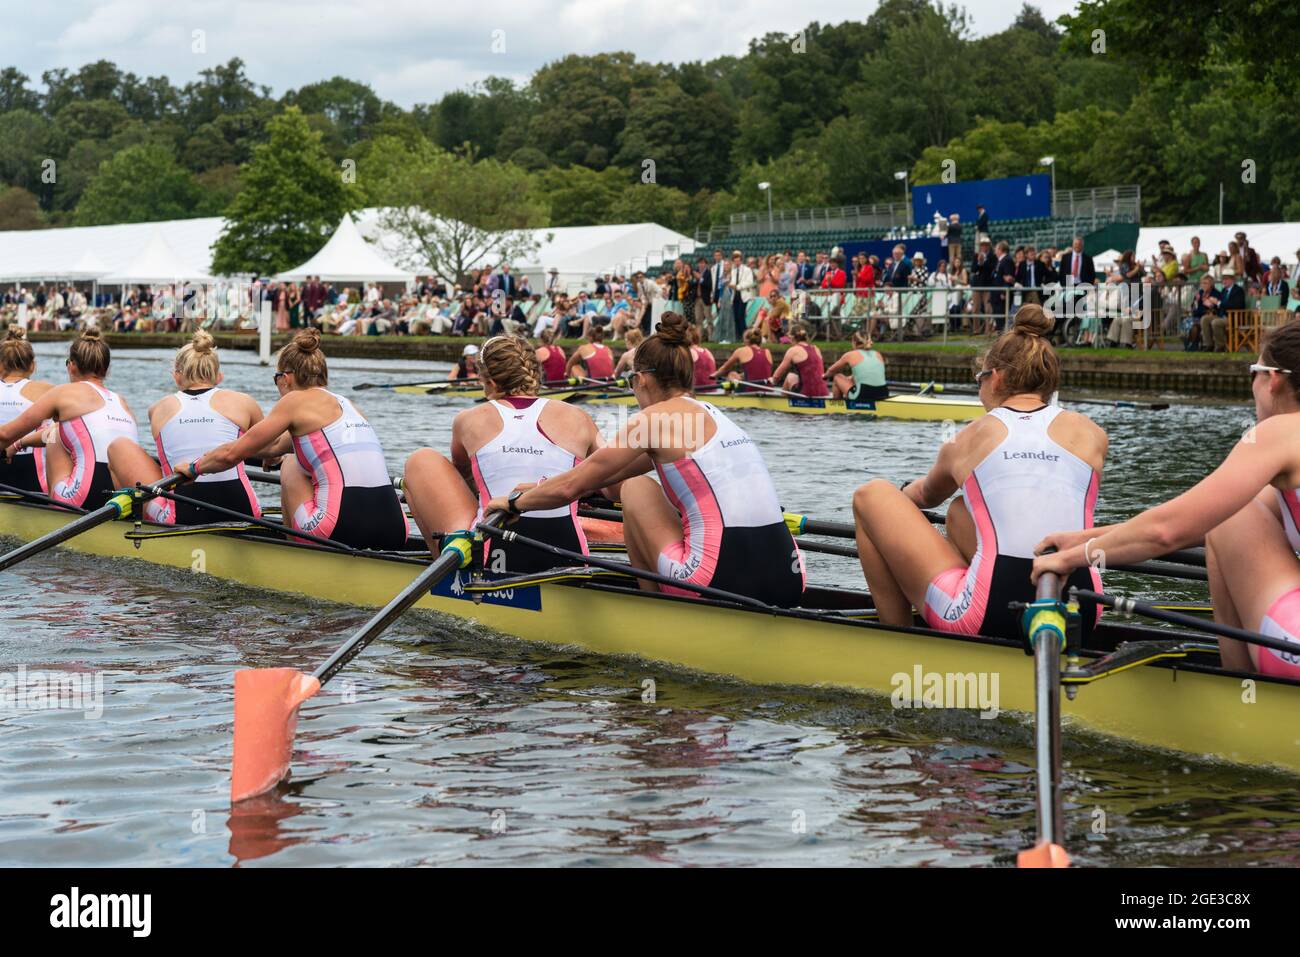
[979,304,1059,398]
[851,331,873,350]
[481,335,541,396]
[68,328,110,378]
[174,329,220,386]
[623,328,644,349]
[276,328,328,387]
[1,325,34,377]
[743,327,764,347]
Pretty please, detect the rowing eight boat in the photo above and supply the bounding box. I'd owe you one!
[2,496,1296,773]
[391,383,985,422]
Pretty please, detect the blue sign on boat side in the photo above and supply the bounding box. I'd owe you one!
[430,571,543,611]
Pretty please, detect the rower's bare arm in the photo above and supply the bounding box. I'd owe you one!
[824,353,850,377]
[200,394,298,474]
[770,352,795,382]
[715,351,740,376]
[1039,420,1294,576]
[0,386,63,446]
[909,435,961,507]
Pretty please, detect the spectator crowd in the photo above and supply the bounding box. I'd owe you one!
[3,230,1299,351]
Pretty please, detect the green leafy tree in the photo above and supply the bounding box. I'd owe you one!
[211,106,359,276]
[614,83,736,193]
[523,53,653,169]
[74,142,205,225]
[609,183,692,232]
[362,138,549,283]
[0,68,40,113]
[1062,0,1300,95]
[531,165,626,226]
[846,4,975,151]
[0,187,44,230]
[283,77,386,145]
[0,110,53,199]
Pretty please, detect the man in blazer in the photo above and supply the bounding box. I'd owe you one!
[1057,236,1096,340]
[1202,268,1244,351]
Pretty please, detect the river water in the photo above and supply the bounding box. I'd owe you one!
[3,341,1295,868]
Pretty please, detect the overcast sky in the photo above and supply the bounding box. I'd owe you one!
[2,0,1081,107]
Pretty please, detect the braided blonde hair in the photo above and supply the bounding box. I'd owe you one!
[481,335,542,396]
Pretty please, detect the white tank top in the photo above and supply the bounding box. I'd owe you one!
[157,389,244,483]
[60,383,138,464]
[471,399,578,519]
[967,405,1098,558]
[292,390,392,489]
[655,399,784,529]
[0,378,35,457]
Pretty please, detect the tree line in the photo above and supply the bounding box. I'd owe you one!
[0,0,1294,270]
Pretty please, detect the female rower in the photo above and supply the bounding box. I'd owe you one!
[484,312,805,606]
[1033,318,1300,676]
[564,325,615,380]
[688,322,717,389]
[769,323,830,397]
[147,331,264,525]
[403,335,602,574]
[449,343,479,381]
[853,305,1107,638]
[825,332,888,401]
[0,329,157,510]
[613,328,644,378]
[535,328,566,385]
[174,329,407,550]
[0,326,54,493]
[714,327,773,388]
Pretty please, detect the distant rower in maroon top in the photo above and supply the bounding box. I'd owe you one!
[715,327,773,390]
[770,323,829,397]
[565,326,614,380]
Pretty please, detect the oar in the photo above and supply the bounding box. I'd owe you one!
[1071,588,1300,660]
[229,513,506,803]
[476,521,775,610]
[721,379,809,399]
[0,475,185,573]
[0,479,88,513]
[781,510,1206,570]
[353,379,476,392]
[888,380,1170,411]
[149,486,379,554]
[1018,557,1070,869]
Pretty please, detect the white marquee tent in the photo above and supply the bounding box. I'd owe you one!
[0,210,693,289]
[0,217,224,283]
[1137,222,1300,265]
[101,228,212,285]
[278,214,415,283]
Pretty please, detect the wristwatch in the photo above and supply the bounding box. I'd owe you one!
[507,489,526,514]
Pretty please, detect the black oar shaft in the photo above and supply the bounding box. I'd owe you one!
[153,487,362,554]
[0,475,184,573]
[477,522,774,611]
[1073,588,1300,658]
[312,514,505,687]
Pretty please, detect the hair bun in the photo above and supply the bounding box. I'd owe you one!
[4,324,27,342]
[80,327,103,341]
[190,329,215,354]
[655,311,689,346]
[293,328,321,354]
[1012,304,1054,338]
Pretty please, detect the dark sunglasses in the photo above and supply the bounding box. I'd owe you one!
[273,371,287,385]
[975,369,994,384]
[627,368,656,386]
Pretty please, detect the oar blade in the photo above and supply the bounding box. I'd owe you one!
[231,668,321,803]
[1017,841,1071,868]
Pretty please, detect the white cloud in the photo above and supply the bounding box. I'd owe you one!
[4,0,1082,106]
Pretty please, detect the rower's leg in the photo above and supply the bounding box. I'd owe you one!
[106,438,162,487]
[279,454,316,527]
[1204,493,1300,672]
[783,373,799,392]
[42,436,73,491]
[618,475,684,593]
[945,496,977,563]
[831,374,851,398]
[852,479,966,627]
[402,449,477,553]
